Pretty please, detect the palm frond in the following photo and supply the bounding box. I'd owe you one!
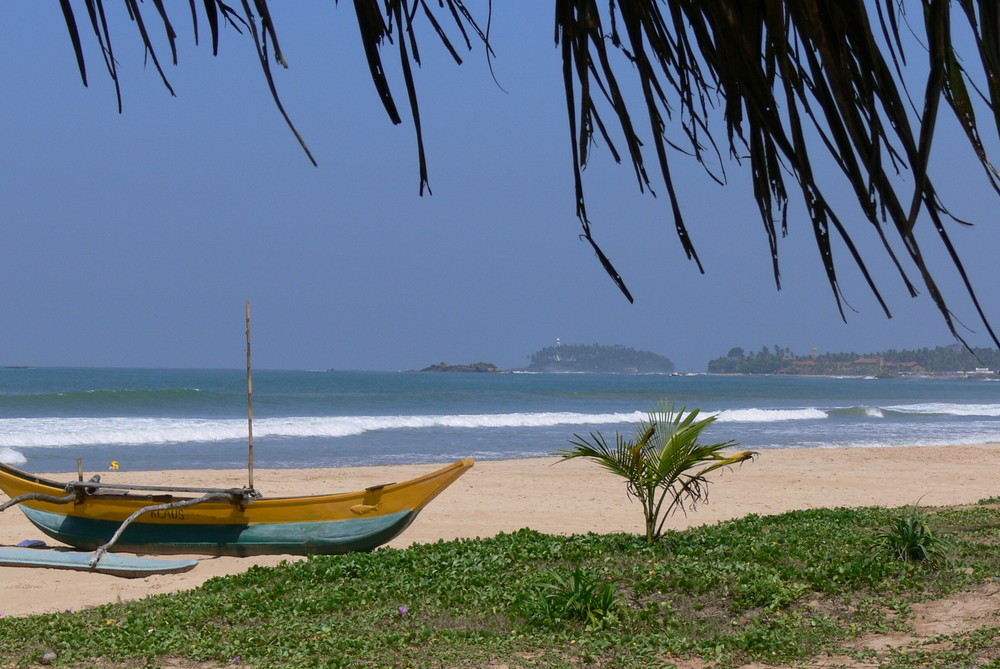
[55,1,1000,346]
[556,1,1000,347]
[560,431,639,487]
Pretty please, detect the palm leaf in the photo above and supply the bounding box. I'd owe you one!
[561,432,638,486]
[54,2,1000,348]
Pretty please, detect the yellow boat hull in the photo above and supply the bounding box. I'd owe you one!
[0,459,473,556]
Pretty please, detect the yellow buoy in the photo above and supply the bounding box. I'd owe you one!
[109,460,119,470]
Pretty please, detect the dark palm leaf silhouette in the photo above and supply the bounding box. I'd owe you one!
[56,1,1000,348]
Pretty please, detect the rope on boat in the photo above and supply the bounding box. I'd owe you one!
[0,491,78,513]
[90,491,255,567]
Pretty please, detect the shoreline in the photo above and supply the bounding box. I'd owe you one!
[2,443,999,617]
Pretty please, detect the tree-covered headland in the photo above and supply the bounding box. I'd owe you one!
[708,344,1000,376]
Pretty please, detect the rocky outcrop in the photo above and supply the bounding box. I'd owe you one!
[420,362,501,373]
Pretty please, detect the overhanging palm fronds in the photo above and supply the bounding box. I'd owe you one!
[55,1,1000,347]
[558,401,756,545]
[555,0,1000,350]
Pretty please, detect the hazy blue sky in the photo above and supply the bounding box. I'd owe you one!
[3,3,999,372]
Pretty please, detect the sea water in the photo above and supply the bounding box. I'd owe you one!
[0,367,997,472]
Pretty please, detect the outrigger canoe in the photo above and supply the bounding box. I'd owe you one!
[0,458,473,557]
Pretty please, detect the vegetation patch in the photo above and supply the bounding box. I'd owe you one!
[0,504,997,668]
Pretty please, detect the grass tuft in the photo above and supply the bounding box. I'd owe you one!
[879,507,954,566]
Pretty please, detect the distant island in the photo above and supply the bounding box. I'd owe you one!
[707,344,1000,377]
[420,362,500,373]
[524,343,675,374]
[418,344,676,374]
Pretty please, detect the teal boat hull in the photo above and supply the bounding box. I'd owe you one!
[21,506,417,557]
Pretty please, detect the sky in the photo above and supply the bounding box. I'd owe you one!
[2,3,1000,372]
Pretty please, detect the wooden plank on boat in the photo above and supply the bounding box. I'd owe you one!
[0,547,198,578]
[64,480,256,495]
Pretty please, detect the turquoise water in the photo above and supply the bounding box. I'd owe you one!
[0,368,997,471]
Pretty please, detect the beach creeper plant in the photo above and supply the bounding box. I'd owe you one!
[558,401,757,546]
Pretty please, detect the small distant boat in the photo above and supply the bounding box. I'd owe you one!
[0,458,473,557]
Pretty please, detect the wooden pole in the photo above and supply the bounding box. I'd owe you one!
[245,301,255,490]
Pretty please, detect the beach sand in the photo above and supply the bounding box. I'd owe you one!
[1,443,998,617]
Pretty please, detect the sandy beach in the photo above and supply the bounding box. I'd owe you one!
[1,443,999,617]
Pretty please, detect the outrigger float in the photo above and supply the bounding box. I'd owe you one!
[0,545,199,578]
[0,303,473,576]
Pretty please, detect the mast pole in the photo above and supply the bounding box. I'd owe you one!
[245,301,255,490]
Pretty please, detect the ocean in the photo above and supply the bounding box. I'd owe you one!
[0,367,997,473]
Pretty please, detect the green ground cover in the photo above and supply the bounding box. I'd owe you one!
[0,503,997,668]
